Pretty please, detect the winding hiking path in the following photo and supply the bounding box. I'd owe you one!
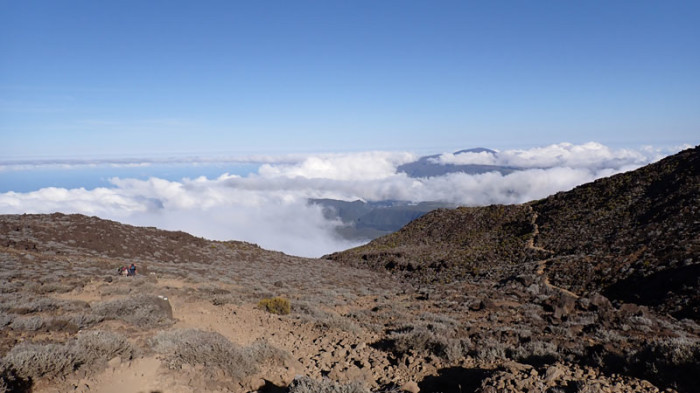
[527,205,579,299]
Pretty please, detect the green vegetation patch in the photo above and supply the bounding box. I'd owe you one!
[258,297,291,315]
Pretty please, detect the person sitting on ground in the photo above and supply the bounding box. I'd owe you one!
[128,263,136,276]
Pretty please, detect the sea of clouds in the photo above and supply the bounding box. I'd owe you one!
[0,142,689,257]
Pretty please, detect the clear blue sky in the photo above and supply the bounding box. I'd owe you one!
[1,1,698,159]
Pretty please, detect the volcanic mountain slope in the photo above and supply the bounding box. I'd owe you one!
[531,146,699,320]
[4,215,697,393]
[328,145,699,321]
[1,147,699,393]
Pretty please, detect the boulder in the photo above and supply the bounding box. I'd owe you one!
[400,381,420,393]
[589,293,612,311]
[544,364,565,383]
[544,294,577,320]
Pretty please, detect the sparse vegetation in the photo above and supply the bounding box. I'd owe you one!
[288,376,369,393]
[382,323,468,362]
[150,329,288,380]
[92,294,173,328]
[1,330,134,381]
[627,337,700,392]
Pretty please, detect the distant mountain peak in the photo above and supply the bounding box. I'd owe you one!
[397,147,514,178]
[453,147,497,155]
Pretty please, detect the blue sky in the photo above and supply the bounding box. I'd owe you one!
[1,1,699,160]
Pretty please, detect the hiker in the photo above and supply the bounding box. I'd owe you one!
[128,263,136,276]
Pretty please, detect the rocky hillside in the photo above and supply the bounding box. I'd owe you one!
[532,146,699,320]
[0,212,262,264]
[329,204,534,281]
[328,146,699,320]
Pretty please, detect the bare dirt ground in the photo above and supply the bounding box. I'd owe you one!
[47,276,337,393]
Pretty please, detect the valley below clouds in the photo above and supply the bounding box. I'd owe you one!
[0,142,686,257]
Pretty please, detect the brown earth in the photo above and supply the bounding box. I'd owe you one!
[1,212,696,393]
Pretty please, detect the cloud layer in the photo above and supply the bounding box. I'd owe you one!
[0,143,688,257]
[432,142,667,169]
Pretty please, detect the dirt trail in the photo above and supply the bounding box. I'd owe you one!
[527,206,579,299]
[526,208,549,253]
[71,357,171,393]
[536,260,580,299]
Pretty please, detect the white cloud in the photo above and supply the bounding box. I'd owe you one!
[433,142,681,169]
[258,151,416,180]
[0,143,689,257]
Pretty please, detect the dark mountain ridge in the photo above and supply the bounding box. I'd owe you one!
[329,146,700,320]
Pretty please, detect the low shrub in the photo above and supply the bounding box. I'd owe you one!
[69,313,105,329]
[150,329,288,380]
[0,314,12,328]
[9,316,45,332]
[0,362,32,393]
[92,294,173,328]
[288,376,369,393]
[387,325,468,362]
[8,298,88,315]
[211,293,239,306]
[629,336,700,392]
[293,301,362,334]
[25,282,74,294]
[9,315,82,333]
[1,330,134,381]
[508,340,560,366]
[244,338,290,366]
[74,330,135,363]
[314,314,362,335]
[474,337,508,362]
[258,297,291,315]
[2,342,76,380]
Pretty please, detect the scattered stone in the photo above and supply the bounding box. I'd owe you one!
[589,293,612,310]
[544,365,564,383]
[481,299,498,310]
[400,381,420,393]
